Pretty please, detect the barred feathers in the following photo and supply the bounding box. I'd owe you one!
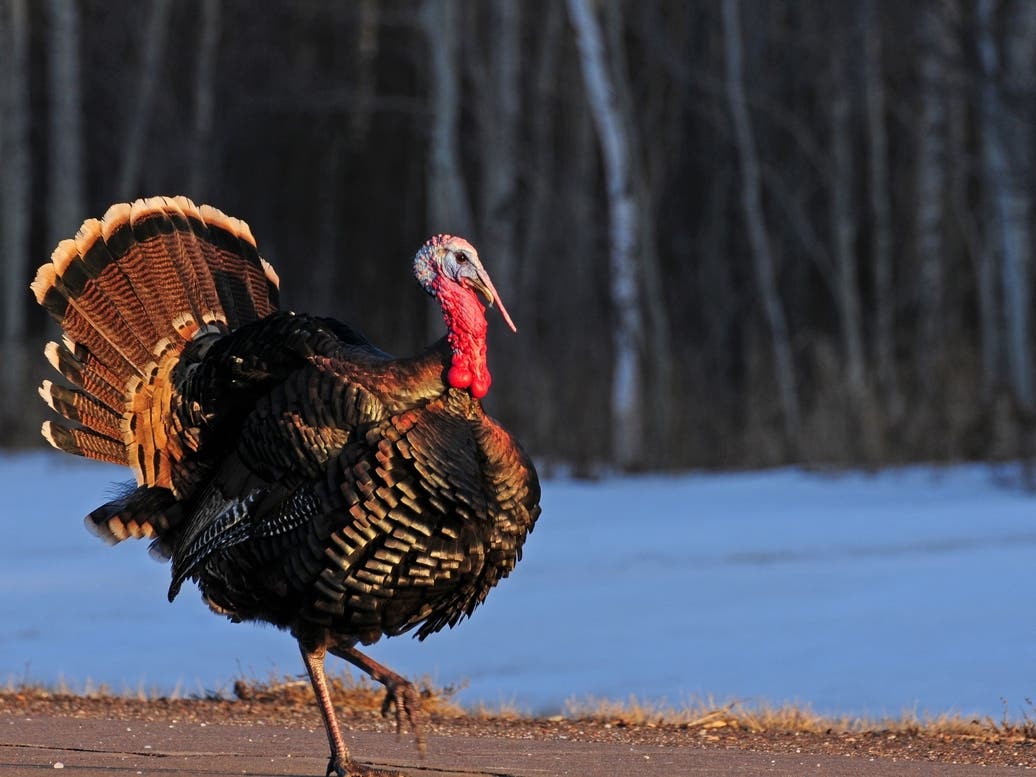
[31,196,280,492]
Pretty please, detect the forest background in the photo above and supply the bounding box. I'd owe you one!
[2,0,1035,474]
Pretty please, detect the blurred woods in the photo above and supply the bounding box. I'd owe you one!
[1,0,1036,472]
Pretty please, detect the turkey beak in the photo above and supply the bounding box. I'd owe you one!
[468,269,517,333]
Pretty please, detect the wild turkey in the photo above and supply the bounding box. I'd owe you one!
[30,196,541,776]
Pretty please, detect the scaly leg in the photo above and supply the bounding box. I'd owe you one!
[300,641,351,777]
[331,644,426,755]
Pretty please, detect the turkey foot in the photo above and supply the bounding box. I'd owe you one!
[333,644,427,755]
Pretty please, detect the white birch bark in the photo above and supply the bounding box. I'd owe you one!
[118,0,173,199]
[46,0,84,247]
[603,0,674,457]
[721,0,801,445]
[566,0,644,466]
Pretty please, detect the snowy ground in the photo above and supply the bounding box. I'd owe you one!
[1,452,1033,721]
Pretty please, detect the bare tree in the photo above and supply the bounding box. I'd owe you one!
[421,0,474,238]
[421,0,475,335]
[46,0,84,247]
[0,0,31,428]
[118,0,173,199]
[567,0,645,466]
[349,0,379,143]
[476,0,521,297]
[188,0,221,198]
[861,0,899,413]
[829,45,866,409]
[914,0,949,395]
[978,0,1036,412]
[519,0,564,309]
[603,0,675,464]
[721,0,801,447]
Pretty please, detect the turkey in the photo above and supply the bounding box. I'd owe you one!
[30,196,541,776]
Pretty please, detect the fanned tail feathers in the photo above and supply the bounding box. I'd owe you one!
[31,196,280,502]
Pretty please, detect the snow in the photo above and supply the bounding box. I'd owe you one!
[1,452,1033,720]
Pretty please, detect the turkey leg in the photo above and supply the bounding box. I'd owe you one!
[300,642,351,777]
[331,643,427,754]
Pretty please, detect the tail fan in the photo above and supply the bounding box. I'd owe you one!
[31,196,280,495]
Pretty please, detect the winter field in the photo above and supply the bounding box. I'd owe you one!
[1,452,1033,722]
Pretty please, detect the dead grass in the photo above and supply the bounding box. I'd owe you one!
[563,693,1036,741]
[4,673,1034,743]
[230,671,468,718]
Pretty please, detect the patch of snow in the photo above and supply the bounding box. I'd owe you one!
[1,453,1032,720]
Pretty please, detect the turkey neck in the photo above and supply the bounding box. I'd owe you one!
[434,279,493,399]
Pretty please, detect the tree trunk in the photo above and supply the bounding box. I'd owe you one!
[603,0,675,467]
[118,0,173,199]
[519,0,563,310]
[1,0,31,436]
[861,0,899,413]
[421,0,475,334]
[829,50,866,407]
[477,0,520,297]
[566,0,645,467]
[46,0,84,247]
[720,0,801,448]
[980,0,1036,413]
[188,0,220,198]
[313,129,345,317]
[976,0,1005,401]
[421,0,473,237]
[349,0,379,143]
[914,1,949,397]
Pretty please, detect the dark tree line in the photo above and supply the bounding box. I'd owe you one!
[2,0,1036,472]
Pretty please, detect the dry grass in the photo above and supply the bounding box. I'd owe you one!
[4,672,1034,743]
[563,693,1036,741]
[230,671,468,718]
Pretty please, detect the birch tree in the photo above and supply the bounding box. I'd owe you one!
[422,0,475,334]
[421,0,473,238]
[188,0,221,198]
[520,1,564,308]
[349,0,379,143]
[477,0,521,297]
[914,0,949,394]
[46,0,84,247]
[118,0,173,199]
[978,0,1036,411]
[721,0,801,447]
[829,46,866,408]
[861,0,899,412]
[1,0,30,427]
[603,0,675,463]
[567,0,645,466]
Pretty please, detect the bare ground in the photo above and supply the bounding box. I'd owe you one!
[1,684,1033,770]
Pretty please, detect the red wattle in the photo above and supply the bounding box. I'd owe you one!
[470,372,491,398]
[437,277,494,399]
[447,364,472,390]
